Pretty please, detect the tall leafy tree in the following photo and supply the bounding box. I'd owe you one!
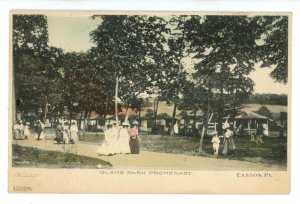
[186,15,260,152]
[90,15,168,123]
[256,16,289,83]
[13,14,63,122]
[157,16,191,135]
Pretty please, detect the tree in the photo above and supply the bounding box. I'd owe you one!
[13,14,64,122]
[256,16,289,83]
[157,16,190,135]
[90,15,168,123]
[256,106,272,119]
[185,16,259,152]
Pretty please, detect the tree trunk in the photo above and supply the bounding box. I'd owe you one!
[193,107,197,138]
[138,101,142,127]
[43,101,48,123]
[170,102,177,136]
[115,74,119,126]
[83,111,88,134]
[79,110,84,130]
[124,104,130,124]
[69,105,73,127]
[199,112,208,153]
[217,87,225,134]
[153,99,159,126]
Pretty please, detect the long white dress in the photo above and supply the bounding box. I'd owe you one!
[69,124,79,144]
[97,128,115,156]
[39,123,45,140]
[23,124,31,139]
[13,123,20,139]
[111,126,120,154]
[118,127,131,154]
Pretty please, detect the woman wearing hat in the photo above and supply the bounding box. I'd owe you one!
[129,123,140,154]
[54,122,64,144]
[69,121,79,144]
[97,124,114,156]
[118,122,131,154]
[36,120,45,140]
[222,125,236,155]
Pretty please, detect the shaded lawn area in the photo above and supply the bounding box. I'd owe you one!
[140,135,287,166]
[12,144,112,169]
[78,132,287,166]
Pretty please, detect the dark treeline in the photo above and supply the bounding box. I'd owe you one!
[245,94,287,106]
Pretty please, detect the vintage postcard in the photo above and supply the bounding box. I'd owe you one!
[8,10,291,194]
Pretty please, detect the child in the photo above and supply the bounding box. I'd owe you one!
[211,131,220,156]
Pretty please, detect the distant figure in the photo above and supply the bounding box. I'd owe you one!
[19,120,25,139]
[129,124,140,154]
[235,124,243,137]
[222,126,236,155]
[250,132,256,142]
[69,122,79,144]
[62,123,70,144]
[13,120,21,139]
[54,123,64,144]
[187,123,192,136]
[256,124,264,145]
[173,123,179,135]
[211,131,220,156]
[23,122,31,140]
[35,120,43,140]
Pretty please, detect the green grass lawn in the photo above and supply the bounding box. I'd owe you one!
[78,132,287,166]
[12,144,112,169]
[140,135,287,166]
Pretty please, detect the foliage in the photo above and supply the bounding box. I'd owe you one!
[256,106,273,119]
[90,15,168,103]
[13,15,64,121]
[256,16,288,83]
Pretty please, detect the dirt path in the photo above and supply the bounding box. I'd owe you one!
[12,137,285,171]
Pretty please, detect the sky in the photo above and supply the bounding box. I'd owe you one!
[47,15,289,95]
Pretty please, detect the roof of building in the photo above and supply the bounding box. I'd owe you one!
[225,110,269,120]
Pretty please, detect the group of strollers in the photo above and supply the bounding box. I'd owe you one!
[54,121,79,144]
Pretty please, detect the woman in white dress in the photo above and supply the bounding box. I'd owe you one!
[111,122,120,154]
[118,122,131,154]
[23,122,31,140]
[69,122,79,144]
[62,123,70,144]
[97,124,114,156]
[13,120,21,139]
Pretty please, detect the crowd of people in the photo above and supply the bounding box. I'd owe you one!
[97,121,140,156]
[14,117,267,157]
[13,118,140,156]
[13,119,45,140]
